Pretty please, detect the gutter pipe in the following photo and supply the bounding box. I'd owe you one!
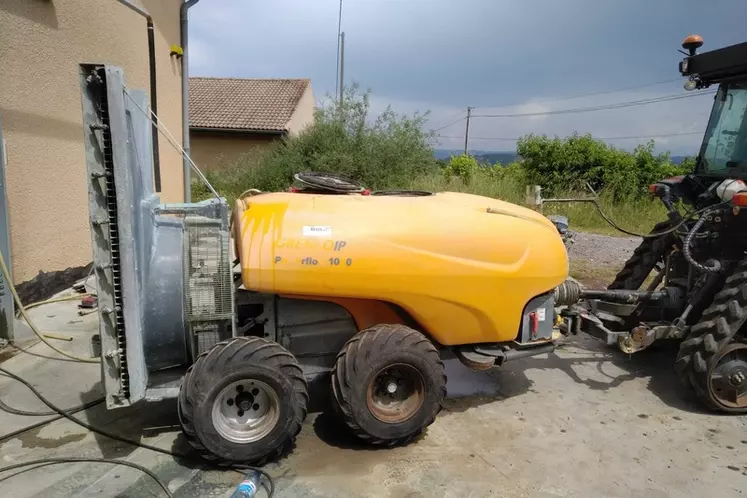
[114,0,162,192]
[181,0,201,202]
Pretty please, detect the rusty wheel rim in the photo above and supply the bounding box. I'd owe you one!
[366,363,425,423]
[708,343,747,410]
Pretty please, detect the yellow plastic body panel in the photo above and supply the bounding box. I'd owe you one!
[235,192,569,345]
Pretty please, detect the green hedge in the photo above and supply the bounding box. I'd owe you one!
[192,88,695,235]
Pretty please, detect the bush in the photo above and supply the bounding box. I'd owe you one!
[194,84,439,204]
[444,154,478,184]
[516,133,694,199]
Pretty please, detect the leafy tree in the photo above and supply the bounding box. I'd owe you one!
[193,83,439,202]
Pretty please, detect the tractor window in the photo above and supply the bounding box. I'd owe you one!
[700,83,747,175]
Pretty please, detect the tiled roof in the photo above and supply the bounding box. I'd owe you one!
[189,77,310,132]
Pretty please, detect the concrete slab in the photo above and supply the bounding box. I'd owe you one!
[2,297,747,497]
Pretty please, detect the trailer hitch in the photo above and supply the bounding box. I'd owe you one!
[579,288,670,304]
[554,279,676,306]
[555,279,687,353]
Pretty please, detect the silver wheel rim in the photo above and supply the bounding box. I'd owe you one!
[211,379,280,444]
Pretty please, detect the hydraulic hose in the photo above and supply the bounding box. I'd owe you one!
[0,250,99,363]
[549,198,727,239]
[0,367,276,497]
[683,211,722,273]
[23,293,92,312]
[0,458,173,498]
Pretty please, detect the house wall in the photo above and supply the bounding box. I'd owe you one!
[0,0,184,287]
[286,85,316,136]
[189,131,280,172]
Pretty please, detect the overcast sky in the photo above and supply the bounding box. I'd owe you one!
[189,0,747,154]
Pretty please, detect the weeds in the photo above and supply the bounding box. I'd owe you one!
[191,86,680,236]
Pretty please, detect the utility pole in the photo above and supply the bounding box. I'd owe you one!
[335,0,343,97]
[338,32,346,114]
[464,106,473,155]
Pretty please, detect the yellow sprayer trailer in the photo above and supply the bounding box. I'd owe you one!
[179,185,569,464]
[79,66,571,467]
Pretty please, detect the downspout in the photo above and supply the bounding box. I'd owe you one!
[114,0,162,192]
[181,0,201,202]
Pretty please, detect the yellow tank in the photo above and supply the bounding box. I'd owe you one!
[234,191,568,346]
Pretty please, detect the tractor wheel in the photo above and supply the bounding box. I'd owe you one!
[608,219,678,290]
[331,324,446,446]
[676,265,747,413]
[177,337,308,465]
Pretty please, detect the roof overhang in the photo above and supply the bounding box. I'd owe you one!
[189,126,287,135]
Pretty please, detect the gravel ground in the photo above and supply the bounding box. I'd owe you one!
[568,231,640,267]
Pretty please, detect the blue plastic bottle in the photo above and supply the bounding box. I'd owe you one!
[230,470,261,498]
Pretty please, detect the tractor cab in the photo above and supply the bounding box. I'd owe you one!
[680,36,747,181]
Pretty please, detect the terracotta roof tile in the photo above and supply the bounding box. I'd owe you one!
[189,77,310,132]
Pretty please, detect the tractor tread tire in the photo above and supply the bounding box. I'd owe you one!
[177,337,308,465]
[608,220,678,290]
[331,324,446,446]
[675,261,747,413]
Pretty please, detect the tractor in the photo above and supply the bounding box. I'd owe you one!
[78,34,746,469]
[559,35,747,414]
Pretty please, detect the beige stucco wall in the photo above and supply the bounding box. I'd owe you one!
[190,131,279,171]
[286,85,316,136]
[0,0,184,284]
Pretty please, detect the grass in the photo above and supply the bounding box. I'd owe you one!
[194,163,669,237]
[406,173,668,236]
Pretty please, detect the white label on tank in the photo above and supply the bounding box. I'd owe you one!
[537,308,546,322]
[303,226,332,237]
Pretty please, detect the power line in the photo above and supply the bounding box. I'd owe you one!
[428,81,707,131]
[595,131,704,140]
[473,78,683,109]
[437,131,704,142]
[472,91,716,119]
[428,110,467,130]
[431,115,466,132]
[438,135,517,141]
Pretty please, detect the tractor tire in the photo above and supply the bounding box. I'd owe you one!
[675,263,747,414]
[331,324,446,446]
[177,337,308,465]
[608,219,678,290]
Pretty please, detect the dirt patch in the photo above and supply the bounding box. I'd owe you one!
[570,260,620,288]
[17,425,88,449]
[567,231,640,288]
[15,263,91,305]
[568,231,639,267]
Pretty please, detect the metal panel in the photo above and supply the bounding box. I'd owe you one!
[104,67,148,403]
[125,90,187,371]
[141,217,187,370]
[277,298,356,358]
[519,293,555,343]
[0,113,13,342]
[80,65,129,407]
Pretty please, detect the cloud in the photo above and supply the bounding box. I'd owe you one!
[424,88,713,153]
[188,0,745,154]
